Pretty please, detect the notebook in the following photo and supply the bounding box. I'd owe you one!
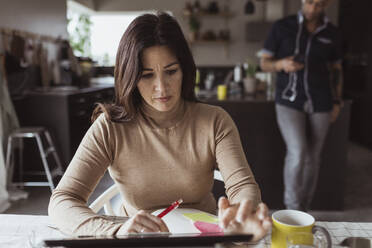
[151,208,223,233]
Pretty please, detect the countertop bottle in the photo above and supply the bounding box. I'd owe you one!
[231,64,243,98]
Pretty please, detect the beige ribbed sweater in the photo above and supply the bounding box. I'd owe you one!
[48,100,261,236]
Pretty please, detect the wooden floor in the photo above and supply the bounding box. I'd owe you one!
[4,142,372,222]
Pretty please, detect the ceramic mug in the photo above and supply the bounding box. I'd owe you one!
[271,210,332,248]
[217,85,227,100]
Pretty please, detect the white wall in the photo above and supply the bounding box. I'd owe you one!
[85,0,286,66]
[74,0,97,10]
[85,0,339,66]
[0,0,338,66]
[0,0,68,38]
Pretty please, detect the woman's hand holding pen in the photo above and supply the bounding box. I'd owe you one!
[116,210,169,235]
[218,197,272,242]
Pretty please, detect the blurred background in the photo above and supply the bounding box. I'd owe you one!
[0,0,371,221]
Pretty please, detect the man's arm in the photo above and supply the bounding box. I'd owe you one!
[260,53,304,73]
[329,63,344,122]
[260,54,280,72]
[330,63,343,104]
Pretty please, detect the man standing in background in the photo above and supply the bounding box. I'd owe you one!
[259,0,343,211]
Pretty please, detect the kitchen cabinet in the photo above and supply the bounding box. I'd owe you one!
[13,86,115,169]
[206,98,351,210]
[339,0,372,150]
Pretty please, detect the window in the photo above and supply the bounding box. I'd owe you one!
[67,1,157,66]
[90,13,147,66]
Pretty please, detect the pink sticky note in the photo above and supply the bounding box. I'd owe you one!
[194,221,223,233]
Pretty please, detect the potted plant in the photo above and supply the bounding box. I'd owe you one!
[188,14,201,41]
[68,14,92,58]
[67,14,94,86]
[243,62,257,95]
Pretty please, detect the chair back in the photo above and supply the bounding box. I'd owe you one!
[89,170,224,215]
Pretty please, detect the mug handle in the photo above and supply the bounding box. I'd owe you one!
[312,225,332,248]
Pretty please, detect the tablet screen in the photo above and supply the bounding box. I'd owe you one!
[44,232,253,247]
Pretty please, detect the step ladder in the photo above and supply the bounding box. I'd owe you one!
[5,127,64,192]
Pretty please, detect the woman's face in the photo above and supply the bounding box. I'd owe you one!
[137,45,183,112]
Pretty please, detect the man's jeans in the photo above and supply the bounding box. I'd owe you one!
[275,104,331,210]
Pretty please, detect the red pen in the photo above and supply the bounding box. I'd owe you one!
[157,199,183,218]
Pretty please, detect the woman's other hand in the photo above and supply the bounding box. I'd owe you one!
[116,210,169,235]
[218,197,272,242]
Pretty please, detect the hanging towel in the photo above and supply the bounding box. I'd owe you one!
[0,54,20,213]
[10,35,25,62]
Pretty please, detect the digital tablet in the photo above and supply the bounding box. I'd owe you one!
[43,232,253,247]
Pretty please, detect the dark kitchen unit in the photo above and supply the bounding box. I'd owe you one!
[12,86,115,172]
[340,0,372,150]
[206,97,351,211]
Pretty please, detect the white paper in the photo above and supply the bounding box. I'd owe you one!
[151,208,213,234]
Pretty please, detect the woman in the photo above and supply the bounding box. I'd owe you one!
[49,12,271,240]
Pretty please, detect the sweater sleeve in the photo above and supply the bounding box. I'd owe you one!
[48,114,123,236]
[214,108,261,207]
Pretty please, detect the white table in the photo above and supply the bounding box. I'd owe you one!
[0,214,64,248]
[1,214,372,248]
[257,221,372,247]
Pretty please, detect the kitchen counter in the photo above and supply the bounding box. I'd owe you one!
[198,93,273,103]
[26,85,114,96]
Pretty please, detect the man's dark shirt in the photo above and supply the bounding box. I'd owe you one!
[262,12,342,112]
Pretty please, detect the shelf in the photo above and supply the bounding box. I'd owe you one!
[183,7,233,58]
[183,11,234,18]
[189,40,230,45]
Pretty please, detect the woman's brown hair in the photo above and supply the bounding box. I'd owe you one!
[92,12,197,123]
